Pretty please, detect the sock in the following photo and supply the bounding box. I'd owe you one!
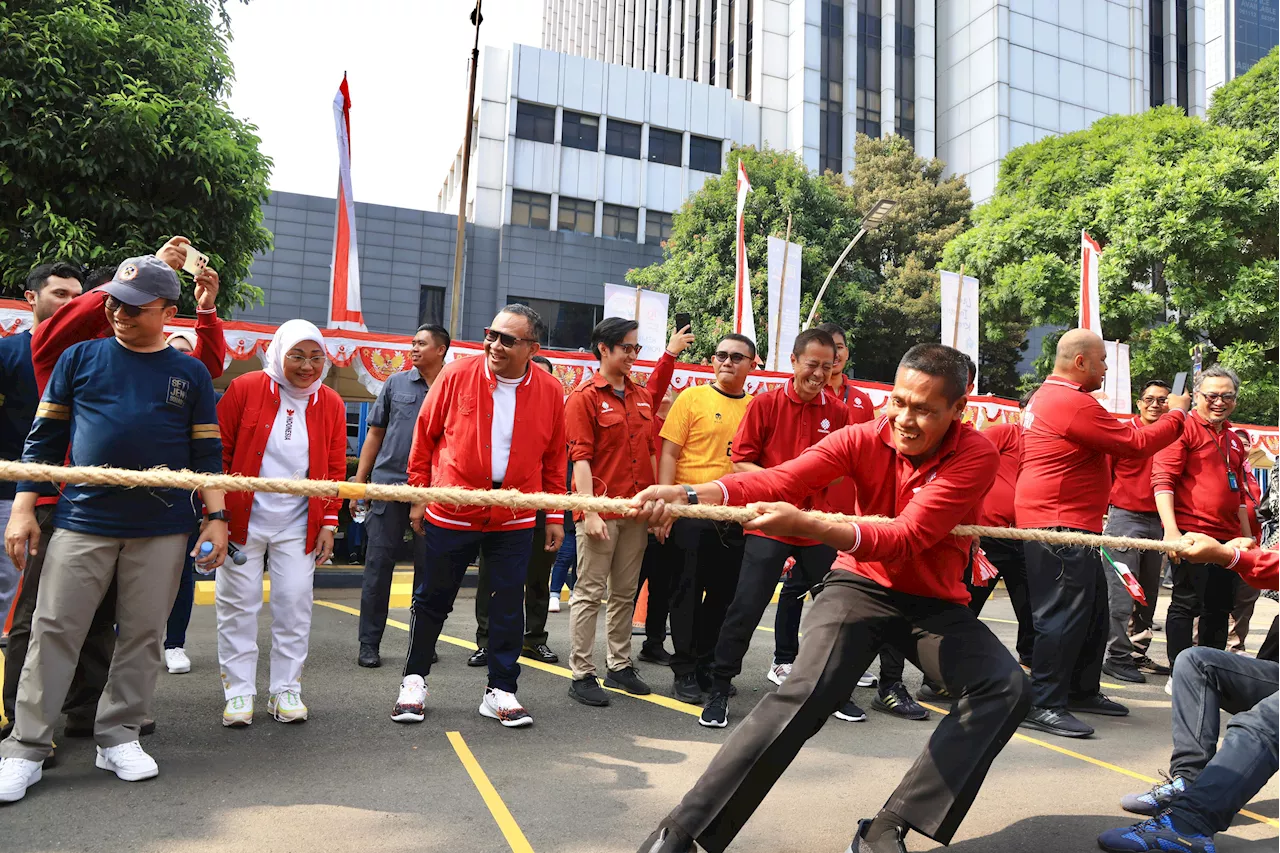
[864,809,907,845]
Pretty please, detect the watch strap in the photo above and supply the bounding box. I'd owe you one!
[682,484,699,505]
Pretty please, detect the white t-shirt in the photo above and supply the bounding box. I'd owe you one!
[491,374,521,484]
[251,389,311,535]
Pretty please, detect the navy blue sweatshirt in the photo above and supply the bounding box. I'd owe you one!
[0,331,37,500]
[21,338,222,538]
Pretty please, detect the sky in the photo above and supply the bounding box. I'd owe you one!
[225,0,544,212]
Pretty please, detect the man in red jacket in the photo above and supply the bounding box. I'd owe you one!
[395,305,566,729]
[1015,329,1190,739]
[634,344,1031,853]
[1153,365,1253,668]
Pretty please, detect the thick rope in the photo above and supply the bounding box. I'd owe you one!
[0,460,1190,555]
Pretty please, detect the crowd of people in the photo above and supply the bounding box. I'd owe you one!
[0,241,1274,853]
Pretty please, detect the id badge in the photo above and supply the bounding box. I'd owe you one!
[1227,471,1239,491]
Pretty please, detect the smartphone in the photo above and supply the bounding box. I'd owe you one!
[182,244,209,277]
[1172,372,1187,395]
[674,312,692,333]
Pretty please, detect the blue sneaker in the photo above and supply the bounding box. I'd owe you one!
[1121,773,1187,815]
[1097,812,1214,852]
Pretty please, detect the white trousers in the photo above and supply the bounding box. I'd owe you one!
[215,525,315,699]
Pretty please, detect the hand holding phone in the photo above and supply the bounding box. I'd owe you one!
[182,244,209,277]
[674,312,692,333]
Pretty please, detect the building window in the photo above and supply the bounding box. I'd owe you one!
[727,0,735,89]
[710,0,717,82]
[509,295,602,349]
[511,190,551,229]
[745,0,753,99]
[894,0,915,147]
[606,118,643,158]
[688,135,722,172]
[514,101,555,143]
[820,0,845,173]
[856,0,882,138]
[694,0,701,78]
[562,110,600,151]
[1150,0,1165,107]
[557,196,596,235]
[1176,0,1188,110]
[602,204,639,241]
[419,285,445,327]
[648,127,683,165]
[646,211,675,243]
[677,0,685,75]
[665,0,673,74]
[1234,0,1279,76]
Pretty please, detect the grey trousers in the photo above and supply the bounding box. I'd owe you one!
[0,528,187,760]
[1102,508,1165,665]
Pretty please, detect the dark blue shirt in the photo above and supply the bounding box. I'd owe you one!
[0,331,37,500]
[21,338,223,538]
[367,367,429,484]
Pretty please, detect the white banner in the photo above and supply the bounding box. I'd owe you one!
[603,283,670,357]
[940,270,980,390]
[1094,340,1132,414]
[766,235,802,372]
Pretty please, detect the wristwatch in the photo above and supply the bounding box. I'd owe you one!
[681,484,699,505]
[205,510,228,523]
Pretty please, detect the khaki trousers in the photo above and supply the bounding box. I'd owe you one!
[569,517,648,679]
[0,528,187,761]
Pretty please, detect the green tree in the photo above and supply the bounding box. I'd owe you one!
[627,136,980,383]
[0,0,271,312]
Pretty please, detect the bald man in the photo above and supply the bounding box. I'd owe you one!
[1015,330,1191,738]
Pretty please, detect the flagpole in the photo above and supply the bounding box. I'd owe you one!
[449,0,484,337]
[772,214,793,371]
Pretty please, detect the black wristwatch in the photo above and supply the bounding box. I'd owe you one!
[205,510,228,523]
[681,484,699,505]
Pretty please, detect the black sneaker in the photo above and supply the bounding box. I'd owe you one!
[604,666,652,695]
[849,818,909,852]
[832,699,867,722]
[1020,705,1095,738]
[1102,659,1145,683]
[568,676,611,707]
[1133,654,1171,675]
[358,643,381,668]
[637,824,696,853]
[917,681,953,702]
[673,673,704,704]
[872,682,929,721]
[638,644,672,666]
[699,692,729,728]
[467,647,488,667]
[522,643,559,664]
[1068,692,1129,717]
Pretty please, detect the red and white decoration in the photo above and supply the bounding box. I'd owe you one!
[733,159,756,345]
[1079,231,1102,334]
[327,74,366,332]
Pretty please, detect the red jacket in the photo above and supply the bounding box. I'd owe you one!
[1151,412,1249,540]
[217,372,347,551]
[824,378,876,514]
[1108,419,1160,513]
[1230,547,1278,591]
[1015,376,1185,533]
[719,417,997,605]
[407,354,567,531]
[977,423,1021,528]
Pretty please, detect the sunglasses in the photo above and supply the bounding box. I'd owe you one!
[105,295,157,318]
[1200,392,1237,404]
[614,343,643,356]
[484,327,537,348]
[712,351,751,364]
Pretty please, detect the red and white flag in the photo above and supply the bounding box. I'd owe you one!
[1102,548,1148,606]
[1079,230,1101,335]
[733,159,757,345]
[327,74,366,332]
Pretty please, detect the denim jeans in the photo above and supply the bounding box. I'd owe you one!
[165,530,200,649]
[549,524,577,596]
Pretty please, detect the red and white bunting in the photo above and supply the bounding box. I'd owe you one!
[1079,230,1102,335]
[327,74,366,332]
[733,159,757,346]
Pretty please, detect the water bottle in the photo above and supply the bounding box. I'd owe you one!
[351,499,369,524]
[196,540,216,574]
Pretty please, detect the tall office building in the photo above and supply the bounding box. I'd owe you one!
[1204,0,1279,96]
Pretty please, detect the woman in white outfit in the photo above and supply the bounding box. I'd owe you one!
[215,319,347,725]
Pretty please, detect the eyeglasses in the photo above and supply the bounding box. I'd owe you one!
[285,354,327,367]
[1200,392,1238,404]
[1139,396,1170,406]
[712,351,751,365]
[484,328,537,348]
[105,295,155,318]
[614,343,643,356]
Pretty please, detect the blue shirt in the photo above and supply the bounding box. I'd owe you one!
[367,367,429,484]
[21,338,223,538]
[0,331,37,500]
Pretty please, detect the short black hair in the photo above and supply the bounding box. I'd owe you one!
[417,323,451,349]
[897,343,969,403]
[589,317,639,359]
[718,333,757,359]
[26,262,84,294]
[791,328,836,359]
[498,303,546,342]
[815,322,846,344]
[83,266,115,289]
[962,353,977,384]
[530,354,554,372]
[1018,389,1036,410]
[1141,379,1172,394]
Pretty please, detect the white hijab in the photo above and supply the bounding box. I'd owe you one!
[263,318,330,399]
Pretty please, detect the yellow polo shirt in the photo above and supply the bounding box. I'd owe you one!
[660,383,752,484]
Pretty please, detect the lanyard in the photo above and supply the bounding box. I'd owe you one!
[1202,417,1250,501]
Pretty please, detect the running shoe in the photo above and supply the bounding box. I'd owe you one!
[268,690,309,723]
[872,682,930,721]
[391,675,427,723]
[699,692,730,728]
[1121,773,1187,816]
[767,661,792,686]
[222,695,253,727]
[1096,811,1214,852]
[479,687,533,728]
[832,699,867,722]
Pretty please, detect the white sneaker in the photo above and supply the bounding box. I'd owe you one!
[95,741,158,782]
[767,661,793,686]
[392,675,427,723]
[222,695,253,727]
[268,690,308,723]
[479,687,533,728]
[548,597,561,613]
[165,648,191,674]
[1165,680,1173,696]
[0,756,42,803]
[858,670,878,688]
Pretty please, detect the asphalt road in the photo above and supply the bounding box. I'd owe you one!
[3,586,1277,853]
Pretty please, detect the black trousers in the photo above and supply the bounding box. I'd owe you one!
[665,571,1031,851]
[668,519,744,678]
[358,499,427,648]
[2,505,114,733]
[968,536,1035,664]
[476,514,554,648]
[636,534,674,650]
[710,537,834,691]
[1167,560,1239,667]
[1025,536,1108,709]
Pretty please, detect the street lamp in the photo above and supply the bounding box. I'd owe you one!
[803,197,898,330]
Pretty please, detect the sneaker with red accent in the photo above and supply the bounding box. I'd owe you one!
[479,687,533,728]
[391,675,427,723]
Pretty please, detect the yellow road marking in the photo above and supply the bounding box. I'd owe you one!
[447,731,536,853]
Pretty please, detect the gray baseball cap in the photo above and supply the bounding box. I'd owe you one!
[100,255,181,306]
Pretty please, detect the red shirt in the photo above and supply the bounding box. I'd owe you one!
[1108,419,1160,513]
[217,372,347,551]
[825,378,876,514]
[719,417,998,605]
[730,381,850,545]
[977,423,1021,528]
[1015,376,1186,533]
[407,355,567,531]
[1151,412,1249,540]
[1229,547,1278,591]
